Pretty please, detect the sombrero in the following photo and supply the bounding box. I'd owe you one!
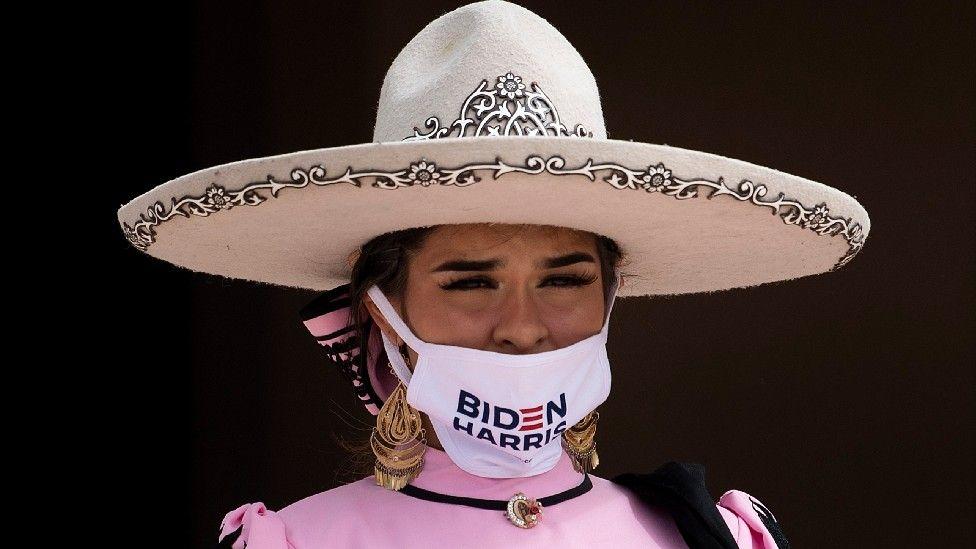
[116,0,870,297]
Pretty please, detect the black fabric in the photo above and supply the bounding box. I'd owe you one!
[750,496,791,548]
[397,472,593,510]
[216,529,239,548]
[611,461,740,549]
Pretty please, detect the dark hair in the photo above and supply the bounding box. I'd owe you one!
[332,224,624,481]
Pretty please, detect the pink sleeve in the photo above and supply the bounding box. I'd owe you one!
[717,490,790,549]
[218,502,297,549]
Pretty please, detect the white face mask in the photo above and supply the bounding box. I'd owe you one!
[366,274,619,478]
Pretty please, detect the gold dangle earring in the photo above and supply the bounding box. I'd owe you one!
[370,348,427,491]
[561,410,600,474]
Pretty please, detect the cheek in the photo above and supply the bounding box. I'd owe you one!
[411,306,498,347]
[543,292,606,346]
[404,288,499,347]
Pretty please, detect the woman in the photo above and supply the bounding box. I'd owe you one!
[116,1,869,547]
[279,222,788,548]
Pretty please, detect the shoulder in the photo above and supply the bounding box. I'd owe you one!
[716,489,791,549]
[277,475,394,528]
[217,500,294,549]
[217,475,403,548]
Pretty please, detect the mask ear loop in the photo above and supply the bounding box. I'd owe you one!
[367,285,426,349]
[377,325,413,385]
[368,285,425,385]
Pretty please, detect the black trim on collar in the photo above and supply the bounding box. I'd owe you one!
[397,473,593,510]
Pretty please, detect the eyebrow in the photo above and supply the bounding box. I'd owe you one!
[430,252,596,272]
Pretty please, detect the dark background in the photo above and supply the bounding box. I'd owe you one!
[103,1,974,547]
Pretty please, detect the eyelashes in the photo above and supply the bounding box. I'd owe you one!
[439,273,598,291]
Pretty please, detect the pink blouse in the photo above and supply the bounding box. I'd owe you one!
[218,446,783,548]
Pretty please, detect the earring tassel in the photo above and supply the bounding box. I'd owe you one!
[588,448,600,472]
[374,460,424,491]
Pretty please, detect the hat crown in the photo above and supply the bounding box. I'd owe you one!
[373,0,606,142]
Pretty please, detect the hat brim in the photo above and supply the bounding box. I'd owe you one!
[117,136,870,297]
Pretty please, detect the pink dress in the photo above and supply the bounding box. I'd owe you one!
[218,446,784,548]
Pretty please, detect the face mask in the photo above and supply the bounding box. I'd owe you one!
[366,274,619,478]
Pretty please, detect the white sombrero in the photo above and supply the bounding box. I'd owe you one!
[116,0,870,297]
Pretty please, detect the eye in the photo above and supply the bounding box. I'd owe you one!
[439,274,598,291]
[440,276,497,291]
[541,274,598,288]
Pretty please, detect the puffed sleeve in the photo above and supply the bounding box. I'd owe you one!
[217,502,296,549]
[717,490,791,549]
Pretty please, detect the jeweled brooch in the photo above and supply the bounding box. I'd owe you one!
[505,492,544,529]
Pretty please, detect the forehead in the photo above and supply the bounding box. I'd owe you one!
[414,224,598,262]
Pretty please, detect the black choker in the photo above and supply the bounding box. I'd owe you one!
[397,473,593,529]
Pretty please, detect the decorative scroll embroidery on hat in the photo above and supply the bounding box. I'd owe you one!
[403,71,594,140]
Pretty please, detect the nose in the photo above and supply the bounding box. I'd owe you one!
[491,290,549,353]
